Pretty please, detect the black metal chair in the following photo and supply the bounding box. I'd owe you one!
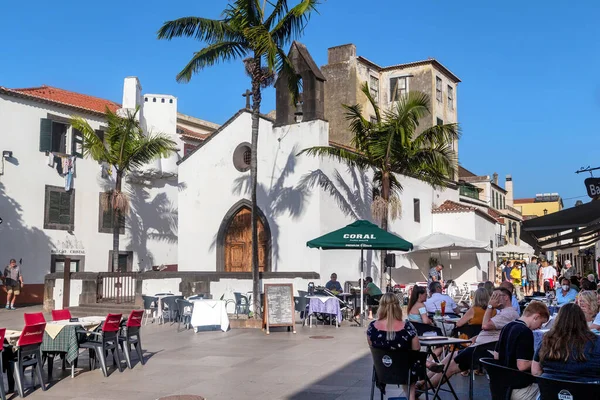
[141,295,158,325]
[468,342,498,400]
[411,321,443,337]
[118,310,144,369]
[454,324,482,339]
[162,295,184,324]
[479,358,535,400]
[0,328,6,400]
[369,347,428,400]
[294,296,309,326]
[234,292,251,317]
[536,375,600,399]
[79,314,123,377]
[176,299,194,332]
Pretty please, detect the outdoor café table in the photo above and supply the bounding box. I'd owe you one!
[306,295,342,327]
[418,336,471,400]
[190,299,229,332]
[154,293,177,322]
[41,317,105,379]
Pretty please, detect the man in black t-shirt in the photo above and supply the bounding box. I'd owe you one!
[494,302,549,400]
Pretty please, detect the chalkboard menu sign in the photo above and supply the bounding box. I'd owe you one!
[263,284,296,334]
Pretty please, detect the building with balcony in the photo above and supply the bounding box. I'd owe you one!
[458,167,523,247]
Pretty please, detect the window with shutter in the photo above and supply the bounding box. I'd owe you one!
[98,192,125,234]
[44,185,75,230]
[39,118,53,152]
[51,121,68,153]
[72,128,83,158]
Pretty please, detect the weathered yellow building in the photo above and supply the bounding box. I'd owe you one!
[514,193,563,219]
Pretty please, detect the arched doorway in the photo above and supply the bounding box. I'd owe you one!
[216,200,271,273]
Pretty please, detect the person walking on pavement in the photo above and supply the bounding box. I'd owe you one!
[3,259,24,310]
[526,257,538,296]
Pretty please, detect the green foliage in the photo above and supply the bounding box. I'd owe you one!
[299,82,460,221]
[71,108,177,178]
[156,0,319,101]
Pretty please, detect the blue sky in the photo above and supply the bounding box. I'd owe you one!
[2,0,598,207]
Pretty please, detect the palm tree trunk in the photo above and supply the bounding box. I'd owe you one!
[250,57,262,319]
[112,174,122,272]
[380,171,390,291]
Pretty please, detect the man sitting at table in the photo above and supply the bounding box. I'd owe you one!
[424,281,459,314]
[325,273,343,294]
[556,277,578,305]
[494,302,549,400]
[422,287,519,390]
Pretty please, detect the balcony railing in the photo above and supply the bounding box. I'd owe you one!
[459,185,480,200]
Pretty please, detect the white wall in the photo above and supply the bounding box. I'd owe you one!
[0,83,179,287]
[52,278,83,309]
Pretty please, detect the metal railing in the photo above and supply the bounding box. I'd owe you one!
[97,272,137,304]
[459,185,480,200]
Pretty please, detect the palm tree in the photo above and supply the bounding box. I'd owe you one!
[71,108,177,271]
[157,0,318,317]
[299,83,460,288]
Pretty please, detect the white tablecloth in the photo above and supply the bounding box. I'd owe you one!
[190,299,229,332]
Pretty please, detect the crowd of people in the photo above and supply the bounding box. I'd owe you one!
[366,258,600,400]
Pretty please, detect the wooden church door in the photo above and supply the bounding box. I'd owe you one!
[224,207,267,272]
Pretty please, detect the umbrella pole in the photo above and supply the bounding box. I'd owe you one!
[360,245,364,327]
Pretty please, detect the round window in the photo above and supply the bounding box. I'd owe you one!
[233,142,252,172]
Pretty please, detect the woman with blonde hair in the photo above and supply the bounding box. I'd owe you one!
[366,293,420,400]
[577,291,599,327]
[455,288,491,328]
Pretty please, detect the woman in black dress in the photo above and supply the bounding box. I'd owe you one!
[367,293,421,400]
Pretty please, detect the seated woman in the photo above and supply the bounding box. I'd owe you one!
[407,286,431,324]
[455,288,491,328]
[577,290,599,327]
[367,293,421,400]
[532,303,600,383]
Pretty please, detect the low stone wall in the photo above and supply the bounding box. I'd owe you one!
[44,271,320,312]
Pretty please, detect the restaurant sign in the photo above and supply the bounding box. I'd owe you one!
[51,249,85,255]
[584,177,600,199]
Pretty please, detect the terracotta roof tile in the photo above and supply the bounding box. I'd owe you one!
[487,208,505,223]
[432,200,477,213]
[176,125,210,141]
[9,85,120,114]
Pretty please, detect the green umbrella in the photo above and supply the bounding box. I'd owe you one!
[306,220,413,325]
[307,220,413,251]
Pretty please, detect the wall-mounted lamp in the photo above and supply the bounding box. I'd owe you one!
[2,151,12,159]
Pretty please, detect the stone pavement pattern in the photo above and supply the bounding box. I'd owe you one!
[0,307,491,399]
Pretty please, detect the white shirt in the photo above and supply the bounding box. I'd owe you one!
[424,292,458,313]
[593,313,600,327]
[542,266,557,280]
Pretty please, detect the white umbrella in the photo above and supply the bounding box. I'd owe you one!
[410,232,491,253]
[497,242,534,255]
[406,232,491,281]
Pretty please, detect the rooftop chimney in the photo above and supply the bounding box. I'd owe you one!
[505,174,514,207]
[327,44,356,64]
[492,172,498,185]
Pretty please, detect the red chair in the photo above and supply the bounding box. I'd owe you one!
[51,309,72,321]
[118,310,144,369]
[13,323,46,397]
[23,312,46,325]
[79,314,123,377]
[0,328,6,400]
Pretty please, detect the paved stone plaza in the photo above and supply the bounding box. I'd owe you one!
[0,307,491,399]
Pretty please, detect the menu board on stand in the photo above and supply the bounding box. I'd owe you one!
[263,284,296,335]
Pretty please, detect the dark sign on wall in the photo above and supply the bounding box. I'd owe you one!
[584,177,600,199]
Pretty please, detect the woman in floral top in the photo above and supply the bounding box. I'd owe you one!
[367,293,421,400]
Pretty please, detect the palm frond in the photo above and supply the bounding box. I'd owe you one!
[71,115,110,162]
[176,41,248,82]
[297,145,371,169]
[359,81,381,122]
[270,0,318,47]
[276,47,300,103]
[123,134,178,171]
[156,17,244,43]
[264,0,290,29]
[412,122,460,149]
